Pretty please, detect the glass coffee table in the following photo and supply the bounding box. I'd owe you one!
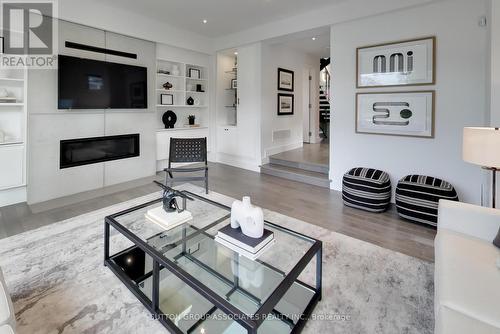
[104,190,322,334]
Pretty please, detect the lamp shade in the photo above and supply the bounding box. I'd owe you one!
[463,127,500,168]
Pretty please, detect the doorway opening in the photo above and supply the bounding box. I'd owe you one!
[260,27,331,188]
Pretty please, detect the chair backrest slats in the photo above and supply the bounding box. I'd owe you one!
[169,137,207,165]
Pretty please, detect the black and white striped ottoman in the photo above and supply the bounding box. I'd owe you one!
[342,167,392,213]
[395,175,459,227]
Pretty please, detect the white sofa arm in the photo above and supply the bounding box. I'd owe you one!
[438,200,500,242]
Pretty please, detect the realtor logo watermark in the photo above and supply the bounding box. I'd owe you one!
[1,0,58,69]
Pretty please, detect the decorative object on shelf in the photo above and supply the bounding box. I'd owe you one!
[357,36,435,88]
[186,96,194,105]
[186,83,194,91]
[188,68,201,79]
[145,181,194,231]
[463,128,500,248]
[277,93,294,115]
[396,175,458,226]
[356,91,435,138]
[172,65,180,76]
[162,110,177,129]
[230,196,264,238]
[0,88,15,103]
[188,115,195,125]
[231,79,237,89]
[196,84,204,92]
[161,94,174,105]
[162,82,173,90]
[157,69,170,75]
[277,67,294,91]
[193,98,200,106]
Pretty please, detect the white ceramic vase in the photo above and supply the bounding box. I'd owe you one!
[230,196,264,238]
[172,65,180,76]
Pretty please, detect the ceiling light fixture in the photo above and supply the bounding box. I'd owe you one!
[234,52,238,55]
[202,19,208,24]
[312,37,316,41]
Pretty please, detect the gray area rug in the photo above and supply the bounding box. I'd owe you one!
[0,184,434,334]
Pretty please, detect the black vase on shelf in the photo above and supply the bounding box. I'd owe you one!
[162,110,177,129]
[188,115,195,125]
[186,96,194,106]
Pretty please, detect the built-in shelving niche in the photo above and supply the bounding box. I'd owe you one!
[155,59,209,131]
[0,67,27,197]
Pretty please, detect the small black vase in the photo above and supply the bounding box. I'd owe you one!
[186,96,194,106]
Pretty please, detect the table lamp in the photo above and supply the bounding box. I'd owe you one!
[463,127,500,248]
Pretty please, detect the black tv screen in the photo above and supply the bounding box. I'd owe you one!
[58,55,147,109]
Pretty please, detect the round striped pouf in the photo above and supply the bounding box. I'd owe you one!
[395,175,459,227]
[342,167,392,213]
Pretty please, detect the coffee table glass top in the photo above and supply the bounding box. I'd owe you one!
[110,191,318,331]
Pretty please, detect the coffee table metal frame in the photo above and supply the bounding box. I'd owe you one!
[104,190,322,334]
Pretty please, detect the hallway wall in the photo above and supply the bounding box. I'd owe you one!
[330,0,489,204]
[260,43,318,162]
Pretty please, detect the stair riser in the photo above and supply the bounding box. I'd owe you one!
[261,166,330,188]
[269,158,329,174]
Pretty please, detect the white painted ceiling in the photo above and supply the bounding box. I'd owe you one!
[265,27,331,59]
[98,0,349,37]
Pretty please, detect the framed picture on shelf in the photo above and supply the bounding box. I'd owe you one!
[277,68,294,91]
[277,93,294,116]
[231,79,237,89]
[356,91,435,138]
[357,36,435,88]
[188,68,201,79]
[160,94,174,105]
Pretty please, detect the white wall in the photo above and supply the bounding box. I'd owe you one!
[59,0,212,54]
[27,20,157,204]
[330,0,489,204]
[260,43,318,161]
[490,0,500,126]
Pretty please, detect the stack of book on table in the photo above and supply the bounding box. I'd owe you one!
[145,206,192,231]
[215,224,275,261]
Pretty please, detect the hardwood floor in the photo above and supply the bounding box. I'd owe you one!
[0,162,436,262]
[269,142,329,167]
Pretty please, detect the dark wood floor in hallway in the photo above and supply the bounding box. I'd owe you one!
[0,162,436,262]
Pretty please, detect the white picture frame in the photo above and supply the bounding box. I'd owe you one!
[357,37,435,88]
[161,94,174,105]
[356,91,435,138]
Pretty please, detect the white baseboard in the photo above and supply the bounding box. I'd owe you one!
[216,153,261,172]
[0,186,26,207]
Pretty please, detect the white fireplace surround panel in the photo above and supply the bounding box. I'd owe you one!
[27,20,156,204]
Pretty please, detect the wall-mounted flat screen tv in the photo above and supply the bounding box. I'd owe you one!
[58,55,147,109]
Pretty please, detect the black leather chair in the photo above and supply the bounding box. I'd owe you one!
[165,137,208,194]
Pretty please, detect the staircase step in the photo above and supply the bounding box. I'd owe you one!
[260,164,330,188]
[268,156,329,174]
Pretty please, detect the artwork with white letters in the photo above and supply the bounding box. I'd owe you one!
[357,37,435,88]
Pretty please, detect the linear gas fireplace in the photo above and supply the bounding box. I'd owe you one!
[60,134,140,169]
